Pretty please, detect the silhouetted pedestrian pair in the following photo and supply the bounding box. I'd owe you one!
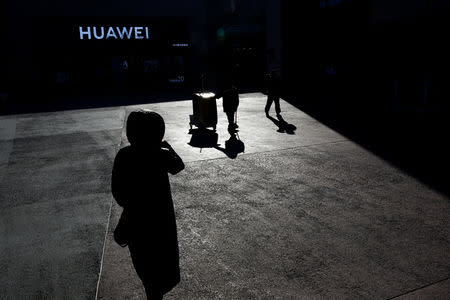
[112,109,184,299]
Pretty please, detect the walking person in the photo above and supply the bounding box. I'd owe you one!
[265,70,281,116]
[221,86,240,132]
[111,109,185,299]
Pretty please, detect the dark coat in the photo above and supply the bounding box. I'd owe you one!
[111,143,184,295]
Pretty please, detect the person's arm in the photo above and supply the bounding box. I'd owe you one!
[161,141,185,175]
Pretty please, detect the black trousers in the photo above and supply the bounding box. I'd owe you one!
[226,111,235,124]
[265,95,281,114]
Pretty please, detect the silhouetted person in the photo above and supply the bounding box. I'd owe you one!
[265,71,281,116]
[221,86,239,132]
[111,109,184,299]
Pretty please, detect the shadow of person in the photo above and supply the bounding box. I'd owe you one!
[214,132,245,159]
[111,110,185,299]
[188,128,219,149]
[266,114,297,134]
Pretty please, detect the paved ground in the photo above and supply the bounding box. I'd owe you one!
[0,93,449,299]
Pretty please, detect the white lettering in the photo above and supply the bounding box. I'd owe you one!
[79,26,91,40]
[134,27,143,39]
[116,27,133,39]
[93,26,105,39]
[172,43,189,47]
[79,26,150,40]
[106,27,118,39]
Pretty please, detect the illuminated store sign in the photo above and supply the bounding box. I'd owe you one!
[78,26,150,40]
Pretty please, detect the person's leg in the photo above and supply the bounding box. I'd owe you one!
[129,244,162,299]
[227,110,239,129]
[227,111,237,132]
[226,111,234,125]
[145,285,163,300]
[265,95,273,115]
[274,96,281,115]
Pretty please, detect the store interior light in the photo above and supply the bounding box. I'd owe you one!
[199,92,215,98]
[217,27,225,41]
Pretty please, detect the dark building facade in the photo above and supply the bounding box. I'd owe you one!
[29,17,190,94]
[275,0,450,195]
[311,0,450,111]
[1,0,277,104]
[1,1,202,100]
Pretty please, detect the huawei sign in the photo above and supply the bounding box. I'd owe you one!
[78,26,150,40]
